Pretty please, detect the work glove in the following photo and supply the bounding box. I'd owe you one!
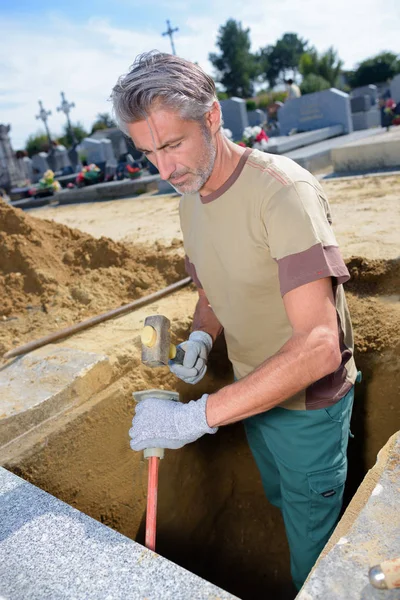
[169,331,213,385]
[129,394,218,450]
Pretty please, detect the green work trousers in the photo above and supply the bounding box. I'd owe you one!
[243,386,355,590]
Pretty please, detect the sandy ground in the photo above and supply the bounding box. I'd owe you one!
[2,173,400,600]
[32,174,400,260]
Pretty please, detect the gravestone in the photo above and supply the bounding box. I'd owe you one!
[90,128,128,160]
[31,152,50,182]
[350,96,371,113]
[351,110,380,131]
[247,109,267,127]
[0,124,25,190]
[390,74,400,103]
[278,88,353,136]
[17,156,34,182]
[220,98,249,141]
[78,138,106,165]
[52,145,71,172]
[351,84,378,106]
[100,138,117,167]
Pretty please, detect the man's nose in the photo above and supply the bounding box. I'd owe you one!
[155,152,175,181]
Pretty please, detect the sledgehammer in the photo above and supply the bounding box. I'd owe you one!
[140,314,185,367]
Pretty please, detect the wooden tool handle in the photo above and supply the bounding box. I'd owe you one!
[369,557,400,589]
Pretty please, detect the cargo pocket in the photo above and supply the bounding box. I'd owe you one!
[307,460,347,542]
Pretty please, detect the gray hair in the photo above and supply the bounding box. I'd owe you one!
[110,51,220,134]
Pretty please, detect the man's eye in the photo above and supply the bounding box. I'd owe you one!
[169,142,182,150]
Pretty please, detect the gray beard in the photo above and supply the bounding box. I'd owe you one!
[169,130,216,195]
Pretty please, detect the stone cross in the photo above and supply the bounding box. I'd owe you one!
[162,20,179,55]
[35,100,55,169]
[57,91,77,147]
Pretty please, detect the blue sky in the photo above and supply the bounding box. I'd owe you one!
[1,0,399,148]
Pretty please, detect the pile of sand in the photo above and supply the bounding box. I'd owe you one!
[0,200,186,356]
[345,257,400,353]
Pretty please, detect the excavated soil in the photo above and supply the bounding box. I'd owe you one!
[1,184,400,600]
[0,199,185,360]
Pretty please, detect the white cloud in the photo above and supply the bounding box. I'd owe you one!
[1,2,399,148]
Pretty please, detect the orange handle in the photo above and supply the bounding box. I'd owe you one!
[145,456,160,551]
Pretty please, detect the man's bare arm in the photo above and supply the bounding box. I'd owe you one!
[192,288,223,342]
[206,277,342,427]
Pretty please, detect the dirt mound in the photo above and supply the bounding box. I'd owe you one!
[345,256,399,297]
[0,200,186,357]
[0,199,185,319]
[344,256,400,354]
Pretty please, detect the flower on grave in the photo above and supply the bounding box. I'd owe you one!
[126,164,142,179]
[237,141,247,147]
[28,169,61,196]
[241,125,269,150]
[76,163,102,186]
[222,128,233,139]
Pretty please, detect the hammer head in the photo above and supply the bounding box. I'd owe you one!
[141,314,171,367]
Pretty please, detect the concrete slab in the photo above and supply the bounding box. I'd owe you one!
[298,432,400,599]
[285,127,385,172]
[0,467,238,600]
[332,127,400,173]
[53,175,161,205]
[0,347,112,447]
[267,125,343,155]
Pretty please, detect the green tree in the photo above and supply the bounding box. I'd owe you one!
[25,132,51,157]
[209,19,258,97]
[299,47,343,89]
[258,33,308,88]
[300,73,330,95]
[58,122,88,148]
[348,52,400,87]
[91,112,117,133]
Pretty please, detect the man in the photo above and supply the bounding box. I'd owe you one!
[285,78,301,100]
[111,51,357,591]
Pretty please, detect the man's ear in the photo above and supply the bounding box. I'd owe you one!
[204,101,221,135]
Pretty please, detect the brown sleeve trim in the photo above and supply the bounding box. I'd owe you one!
[276,244,350,296]
[184,255,203,289]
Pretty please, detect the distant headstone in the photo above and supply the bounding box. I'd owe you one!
[52,145,71,172]
[352,108,381,131]
[350,95,372,113]
[247,109,267,127]
[31,152,50,181]
[390,74,400,103]
[220,98,249,141]
[68,147,79,170]
[100,138,117,167]
[351,84,378,106]
[78,138,106,165]
[278,89,353,136]
[17,156,34,182]
[0,123,25,190]
[90,128,128,160]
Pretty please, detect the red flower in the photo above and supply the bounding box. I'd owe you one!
[255,130,269,142]
[237,141,247,147]
[127,165,140,173]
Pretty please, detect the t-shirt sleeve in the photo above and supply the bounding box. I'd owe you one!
[263,181,350,296]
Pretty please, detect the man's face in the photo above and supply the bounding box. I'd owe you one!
[127,107,216,194]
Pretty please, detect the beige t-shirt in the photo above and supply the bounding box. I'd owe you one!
[180,149,357,410]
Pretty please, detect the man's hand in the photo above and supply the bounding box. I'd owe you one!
[169,331,213,384]
[129,394,218,451]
